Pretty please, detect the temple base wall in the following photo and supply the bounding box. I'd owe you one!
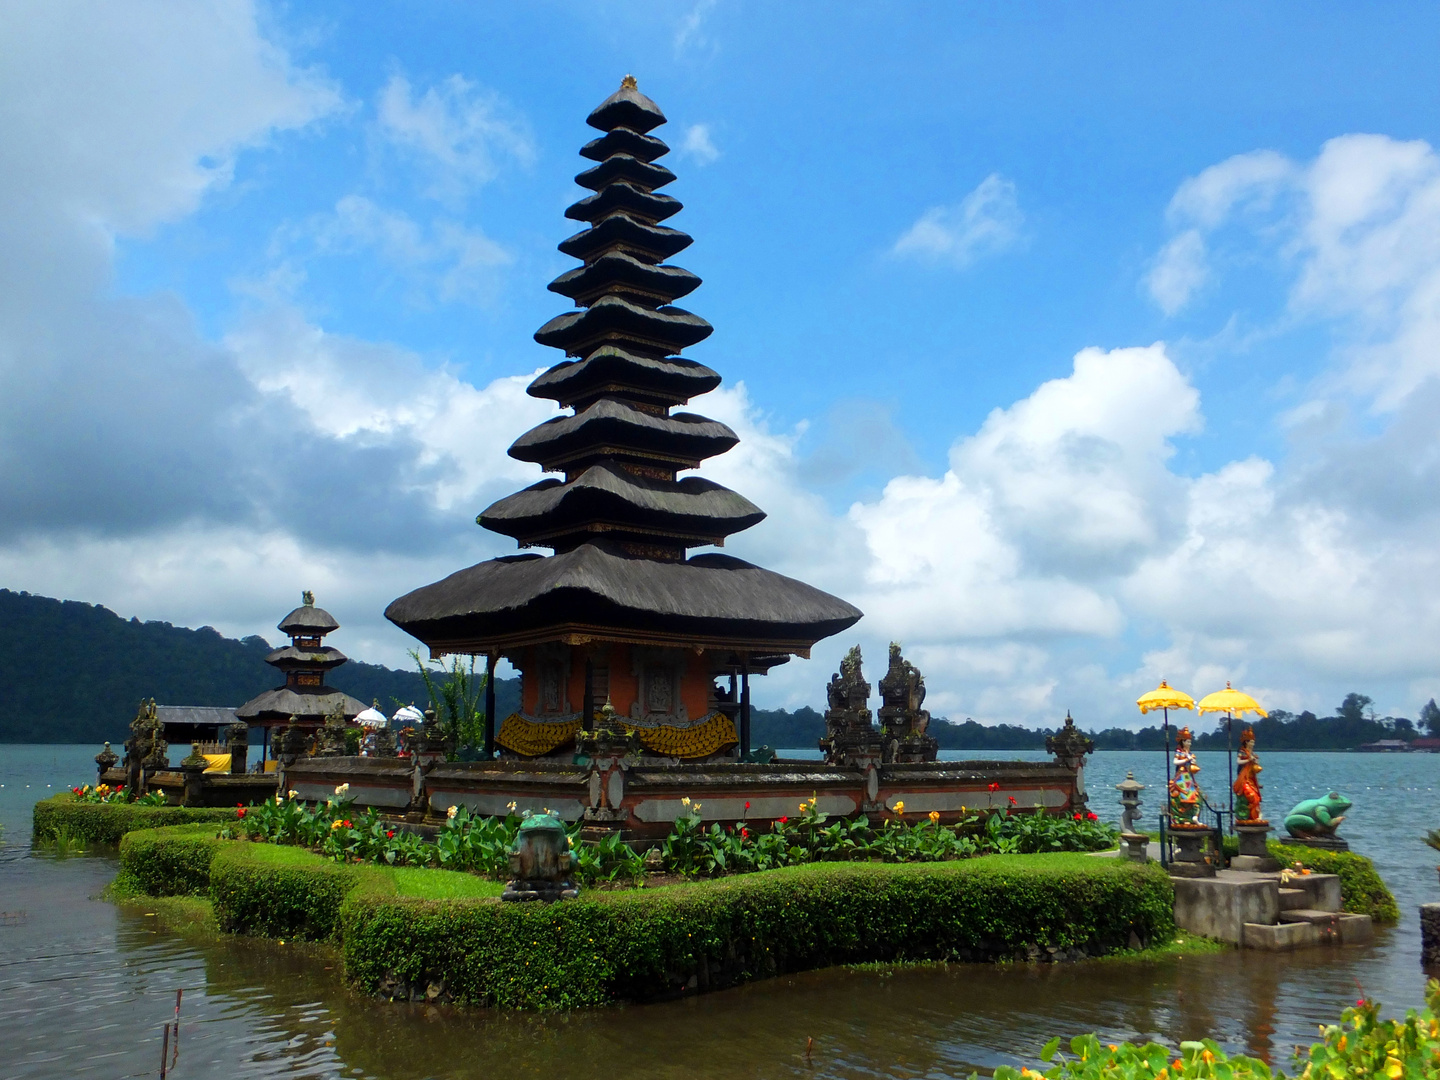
[282,755,1083,837]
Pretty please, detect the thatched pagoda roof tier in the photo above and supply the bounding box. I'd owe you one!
[508,398,737,471]
[586,78,666,133]
[385,543,861,656]
[581,126,669,165]
[264,644,349,671]
[526,346,718,410]
[278,601,339,635]
[387,77,862,662]
[557,212,692,265]
[480,462,764,548]
[534,294,711,356]
[235,687,366,725]
[548,253,700,308]
[566,182,681,225]
[576,154,675,192]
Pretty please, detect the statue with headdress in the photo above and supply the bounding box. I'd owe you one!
[1232,725,1265,824]
[1169,725,1204,828]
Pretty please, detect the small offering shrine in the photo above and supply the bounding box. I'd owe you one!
[236,591,365,759]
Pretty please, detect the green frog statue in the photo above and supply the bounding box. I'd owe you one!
[1284,792,1352,840]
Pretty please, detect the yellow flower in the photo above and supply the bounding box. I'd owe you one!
[330,819,344,830]
[334,783,350,795]
[894,800,905,815]
[506,801,517,813]
[446,805,458,819]
[928,810,940,824]
[681,796,691,806]
[287,789,298,799]
[1385,1057,1403,1078]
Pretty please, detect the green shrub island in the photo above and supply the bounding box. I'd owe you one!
[220,785,1119,883]
[979,980,1440,1078]
[118,820,1172,1008]
[33,792,238,846]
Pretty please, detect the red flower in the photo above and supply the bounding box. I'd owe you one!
[1073,812,1082,820]
[342,820,352,828]
[1357,998,1366,1007]
[1007,796,1017,805]
[744,801,751,811]
[987,782,1001,792]
[1086,812,1098,822]
[386,830,395,839]
[741,827,750,839]
[236,805,247,819]
[778,816,788,824]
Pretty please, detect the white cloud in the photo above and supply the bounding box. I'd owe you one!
[674,0,719,53]
[376,73,532,206]
[680,124,720,165]
[891,174,1024,268]
[1146,229,1209,314]
[304,194,512,306]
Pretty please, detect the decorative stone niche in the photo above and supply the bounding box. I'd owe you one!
[629,646,689,724]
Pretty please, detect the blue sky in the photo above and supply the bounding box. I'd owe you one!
[3,2,1439,728]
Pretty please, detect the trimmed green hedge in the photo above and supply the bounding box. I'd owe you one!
[342,855,1175,1009]
[33,794,236,845]
[1268,840,1400,923]
[211,845,367,941]
[116,823,225,897]
[119,826,1174,1009]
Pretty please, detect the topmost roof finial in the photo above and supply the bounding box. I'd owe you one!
[621,74,637,90]
[302,589,315,606]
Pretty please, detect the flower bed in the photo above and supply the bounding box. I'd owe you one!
[32,793,238,846]
[981,981,1440,1078]
[117,822,1172,1009]
[222,786,1118,884]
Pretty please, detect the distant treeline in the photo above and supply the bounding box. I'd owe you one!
[750,692,1440,752]
[0,589,520,744]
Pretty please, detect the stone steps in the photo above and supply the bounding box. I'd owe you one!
[1278,887,1308,911]
[1172,867,1371,950]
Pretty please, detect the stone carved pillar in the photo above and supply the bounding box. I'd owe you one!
[1046,711,1095,811]
[227,722,249,775]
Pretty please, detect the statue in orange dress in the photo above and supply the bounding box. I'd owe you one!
[1232,726,1266,824]
[1169,726,1205,828]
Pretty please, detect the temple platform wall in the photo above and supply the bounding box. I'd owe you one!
[282,755,1083,838]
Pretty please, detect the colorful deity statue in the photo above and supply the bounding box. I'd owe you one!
[1169,726,1205,828]
[1232,726,1266,824]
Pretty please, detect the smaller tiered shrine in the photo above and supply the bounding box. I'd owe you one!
[236,591,365,759]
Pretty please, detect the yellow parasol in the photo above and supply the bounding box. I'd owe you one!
[1196,682,1266,826]
[1137,681,1196,715]
[1196,681,1267,718]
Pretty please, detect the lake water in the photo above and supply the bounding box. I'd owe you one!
[3,743,1439,1078]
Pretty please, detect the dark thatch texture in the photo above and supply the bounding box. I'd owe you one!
[385,543,861,652]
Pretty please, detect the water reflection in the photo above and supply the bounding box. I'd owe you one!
[3,747,1438,1079]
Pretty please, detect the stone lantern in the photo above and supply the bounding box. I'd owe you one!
[1115,771,1149,863]
[502,810,579,903]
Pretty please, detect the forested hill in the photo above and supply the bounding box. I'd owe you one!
[0,589,519,744]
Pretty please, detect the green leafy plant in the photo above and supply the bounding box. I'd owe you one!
[412,649,488,759]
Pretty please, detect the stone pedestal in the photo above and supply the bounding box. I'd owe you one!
[1421,904,1440,967]
[1169,826,1216,878]
[1232,822,1280,872]
[1120,831,1150,863]
[95,742,119,784]
[1280,834,1350,852]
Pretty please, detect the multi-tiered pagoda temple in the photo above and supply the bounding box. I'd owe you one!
[237,591,366,750]
[386,77,861,761]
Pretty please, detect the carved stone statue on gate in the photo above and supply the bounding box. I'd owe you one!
[877,642,939,763]
[123,698,166,794]
[819,646,885,767]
